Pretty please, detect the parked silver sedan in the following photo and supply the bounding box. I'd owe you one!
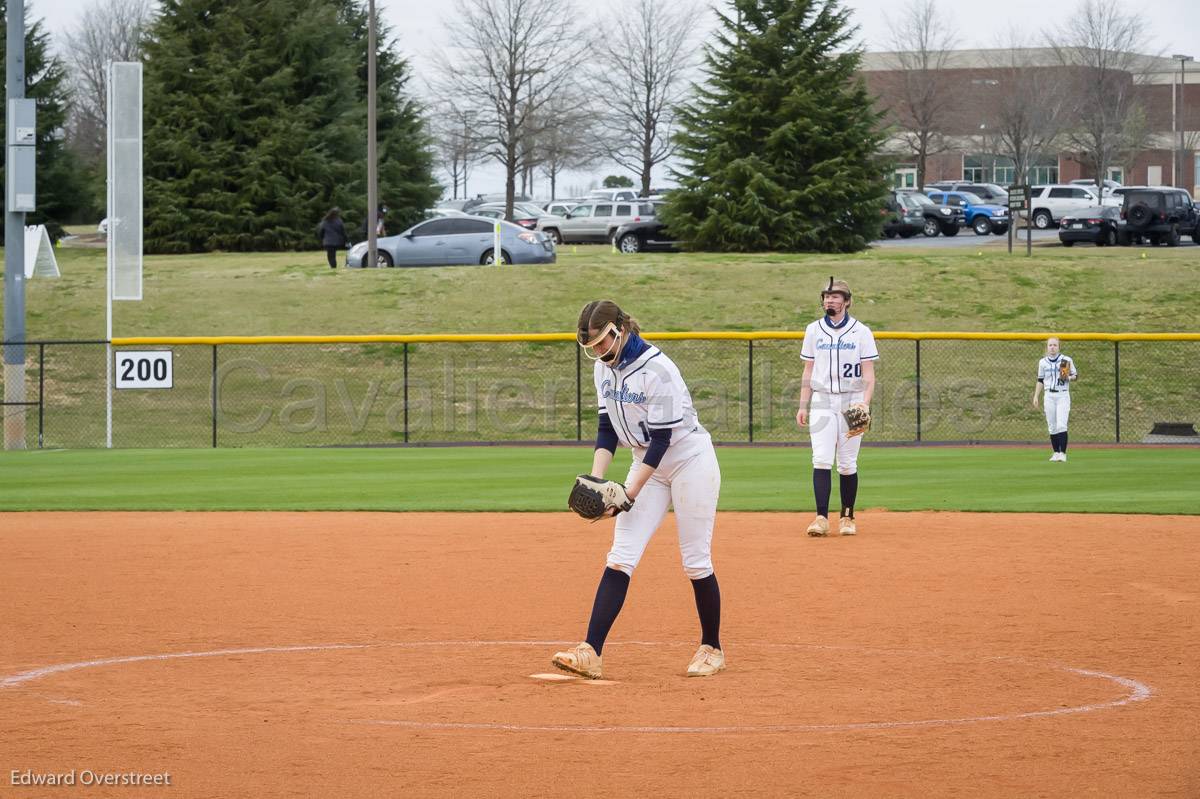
[347,215,556,267]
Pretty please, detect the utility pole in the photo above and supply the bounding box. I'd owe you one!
[1172,55,1194,189]
[4,0,30,449]
[366,0,377,269]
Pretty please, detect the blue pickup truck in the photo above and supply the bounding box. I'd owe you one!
[924,190,1010,235]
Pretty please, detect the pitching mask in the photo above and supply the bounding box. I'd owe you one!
[578,321,626,364]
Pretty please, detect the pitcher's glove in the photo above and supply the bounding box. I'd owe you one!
[568,474,634,520]
[1059,360,1070,380]
[843,403,872,437]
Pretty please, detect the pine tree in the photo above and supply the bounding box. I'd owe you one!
[142,0,438,253]
[662,0,889,253]
[0,0,90,243]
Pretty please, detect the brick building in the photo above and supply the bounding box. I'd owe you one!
[860,48,1198,195]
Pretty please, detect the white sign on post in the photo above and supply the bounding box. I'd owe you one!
[115,351,173,389]
[23,224,59,279]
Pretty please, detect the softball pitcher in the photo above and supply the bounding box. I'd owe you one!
[796,278,878,536]
[1033,337,1077,461]
[553,300,724,680]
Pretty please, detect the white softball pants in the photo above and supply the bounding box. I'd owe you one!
[1044,391,1070,434]
[606,431,721,580]
[809,391,864,475]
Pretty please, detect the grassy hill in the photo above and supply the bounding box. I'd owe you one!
[3,242,1198,339]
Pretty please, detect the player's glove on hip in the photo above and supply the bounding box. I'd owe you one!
[843,403,871,437]
[1059,361,1070,380]
[568,474,634,520]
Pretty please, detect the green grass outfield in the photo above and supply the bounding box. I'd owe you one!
[0,446,1195,513]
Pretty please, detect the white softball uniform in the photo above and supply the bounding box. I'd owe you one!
[1038,354,1076,435]
[595,344,721,580]
[800,315,879,474]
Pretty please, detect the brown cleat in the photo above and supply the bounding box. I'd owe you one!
[806,515,830,537]
[551,642,603,679]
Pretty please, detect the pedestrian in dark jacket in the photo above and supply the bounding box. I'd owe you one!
[316,208,348,269]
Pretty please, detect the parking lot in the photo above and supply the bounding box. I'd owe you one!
[872,228,1199,249]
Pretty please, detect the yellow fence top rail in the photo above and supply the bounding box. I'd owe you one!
[111,331,1200,346]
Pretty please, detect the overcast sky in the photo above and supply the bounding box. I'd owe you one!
[23,0,1200,198]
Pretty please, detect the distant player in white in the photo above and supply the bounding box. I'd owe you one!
[552,300,725,680]
[1033,337,1077,462]
[796,278,878,536]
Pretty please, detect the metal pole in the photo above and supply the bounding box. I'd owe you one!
[1183,59,1188,190]
[747,340,754,443]
[915,340,922,443]
[366,0,378,270]
[403,342,409,444]
[37,342,44,448]
[575,343,582,442]
[1114,341,1120,444]
[105,62,114,449]
[4,0,28,450]
[211,345,218,448]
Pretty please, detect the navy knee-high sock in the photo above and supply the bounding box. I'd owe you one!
[585,567,630,655]
[1050,434,1059,452]
[1061,431,1068,453]
[690,573,721,650]
[813,468,832,517]
[839,472,859,516]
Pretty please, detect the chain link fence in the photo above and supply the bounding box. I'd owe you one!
[2,334,1198,448]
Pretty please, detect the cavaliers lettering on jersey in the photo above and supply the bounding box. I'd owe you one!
[1037,355,1076,392]
[595,343,702,449]
[800,315,879,394]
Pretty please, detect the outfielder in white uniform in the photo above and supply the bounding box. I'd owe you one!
[796,279,878,536]
[1032,337,1077,462]
[552,300,724,680]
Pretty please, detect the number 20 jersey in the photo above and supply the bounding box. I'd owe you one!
[800,315,879,394]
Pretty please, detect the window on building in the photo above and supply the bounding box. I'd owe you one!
[964,154,1016,184]
[893,167,917,189]
[1029,156,1059,185]
[1107,167,1124,185]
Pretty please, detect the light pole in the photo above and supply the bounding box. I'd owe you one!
[1171,54,1193,189]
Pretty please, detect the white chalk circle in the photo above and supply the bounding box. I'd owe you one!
[0,640,1152,734]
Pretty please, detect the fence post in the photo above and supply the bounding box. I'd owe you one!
[915,339,922,443]
[403,342,409,444]
[747,339,754,443]
[37,343,44,449]
[576,343,582,442]
[211,345,218,448]
[1114,340,1120,444]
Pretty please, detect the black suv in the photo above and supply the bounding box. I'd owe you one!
[897,190,964,237]
[1117,188,1199,246]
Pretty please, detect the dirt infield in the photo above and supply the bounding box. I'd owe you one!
[2,511,1197,797]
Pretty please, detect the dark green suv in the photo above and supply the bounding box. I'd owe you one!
[1117,188,1199,246]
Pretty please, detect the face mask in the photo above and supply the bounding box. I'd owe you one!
[579,321,623,363]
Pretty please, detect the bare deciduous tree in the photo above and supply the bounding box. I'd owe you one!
[61,0,153,162]
[1047,0,1157,182]
[883,0,959,189]
[983,38,1073,185]
[532,91,596,201]
[435,0,587,216]
[432,101,486,200]
[589,0,702,196]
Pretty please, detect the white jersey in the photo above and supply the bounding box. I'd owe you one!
[594,342,702,450]
[1038,354,1076,393]
[800,315,879,394]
